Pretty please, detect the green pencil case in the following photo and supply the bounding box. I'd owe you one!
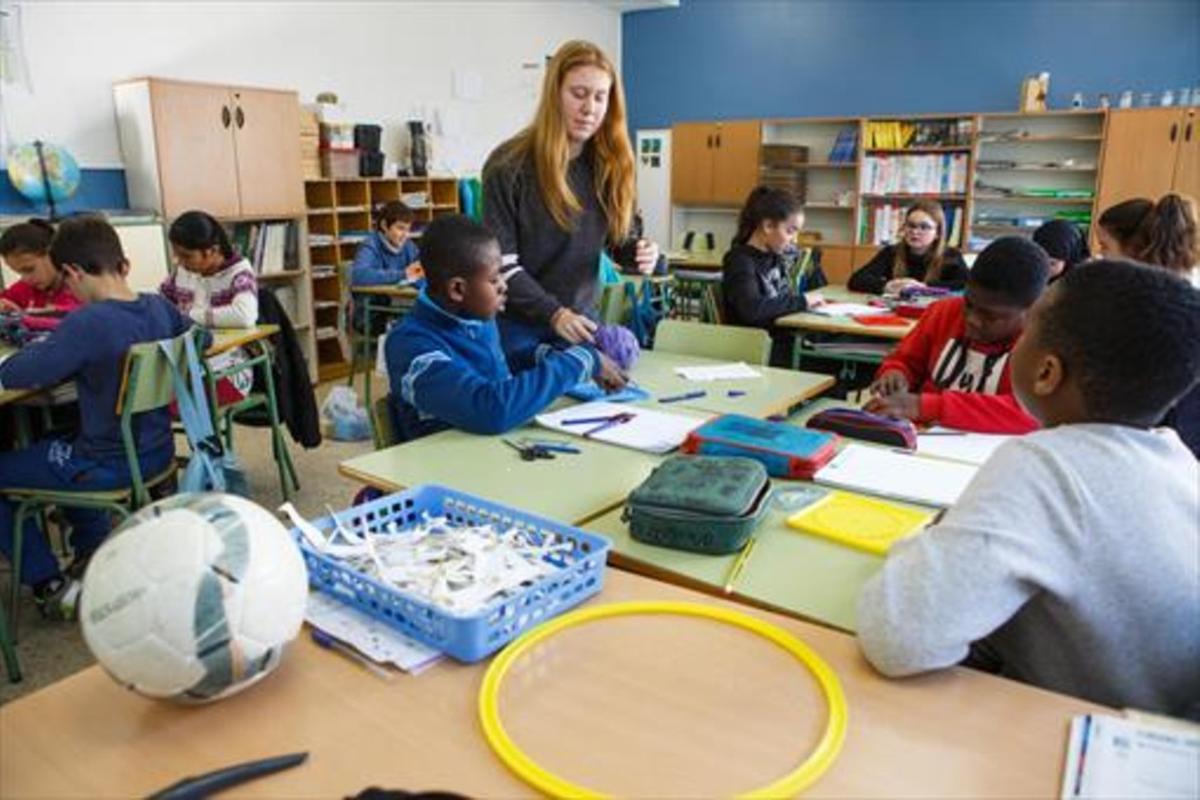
[624,455,771,555]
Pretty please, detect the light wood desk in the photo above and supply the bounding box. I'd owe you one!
[208,324,279,356]
[775,286,914,341]
[337,412,704,525]
[666,249,724,270]
[632,350,834,418]
[0,568,1098,799]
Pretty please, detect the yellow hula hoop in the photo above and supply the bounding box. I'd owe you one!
[477,600,848,798]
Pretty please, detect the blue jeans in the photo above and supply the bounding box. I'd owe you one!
[0,439,173,585]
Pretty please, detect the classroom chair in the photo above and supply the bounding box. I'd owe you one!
[0,594,19,683]
[0,329,197,640]
[371,395,398,449]
[653,320,772,366]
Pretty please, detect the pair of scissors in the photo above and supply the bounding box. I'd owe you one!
[502,439,555,461]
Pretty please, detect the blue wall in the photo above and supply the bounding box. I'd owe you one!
[0,169,129,216]
[622,0,1200,130]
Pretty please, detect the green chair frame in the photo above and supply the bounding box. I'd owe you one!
[0,594,19,682]
[1,329,196,640]
[653,319,772,366]
[346,286,415,445]
[371,394,398,450]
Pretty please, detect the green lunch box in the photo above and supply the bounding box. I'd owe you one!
[624,455,771,555]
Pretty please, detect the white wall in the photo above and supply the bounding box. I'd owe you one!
[1,1,621,173]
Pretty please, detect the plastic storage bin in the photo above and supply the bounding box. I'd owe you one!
[291,485,611,662]
[354,124,382,152]
[320,148,359,179]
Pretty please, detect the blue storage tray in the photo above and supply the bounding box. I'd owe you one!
[291,485,611,662]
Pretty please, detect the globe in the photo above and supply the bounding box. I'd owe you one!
[6,142,81,205]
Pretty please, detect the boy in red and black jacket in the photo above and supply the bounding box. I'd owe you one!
[866,237,1049,434]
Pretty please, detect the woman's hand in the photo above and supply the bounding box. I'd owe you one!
[634,239,660,275]
[884,278,924,295]
[551,307,598,344]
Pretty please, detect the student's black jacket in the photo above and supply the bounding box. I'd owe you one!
[848,244,969,294]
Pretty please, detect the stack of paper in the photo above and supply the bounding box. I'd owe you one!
[1061,713,1199,799]
[814,443,978,508]
[917,427,1014,466]
[810,302,882,317]
[535,400,703,454]
[674,362,762,382]
[306,592,442,674]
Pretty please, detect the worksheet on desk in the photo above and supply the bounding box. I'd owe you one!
[917,427,1015,466]
[535,401,703,454]
[815,443,978,508]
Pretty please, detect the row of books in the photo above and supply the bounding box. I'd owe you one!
[860,154,970,195]
[864,119,973,149]
[860,202,964,248]
[230,221,300,275]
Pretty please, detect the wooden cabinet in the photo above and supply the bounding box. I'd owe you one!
[1096,108,1198,211]
[671,120,761,207]
[818,245,857,283]
[114,77,304,219]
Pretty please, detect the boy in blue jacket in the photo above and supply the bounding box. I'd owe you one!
[385,215,626,442]
[0,215,191,618]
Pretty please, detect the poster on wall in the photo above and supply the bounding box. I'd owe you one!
[635,129,671,251]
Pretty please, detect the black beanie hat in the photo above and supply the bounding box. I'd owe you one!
[969,236,1050,307]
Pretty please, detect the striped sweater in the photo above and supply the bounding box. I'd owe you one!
[160,256,258,329]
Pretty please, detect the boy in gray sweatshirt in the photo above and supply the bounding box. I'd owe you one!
[858,260,1200,717]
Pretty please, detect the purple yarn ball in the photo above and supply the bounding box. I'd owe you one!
[594,324,640,371]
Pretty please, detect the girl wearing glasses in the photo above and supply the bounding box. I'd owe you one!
[848,200,969,294]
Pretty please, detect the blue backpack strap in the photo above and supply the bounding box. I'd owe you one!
[159,332,226,492]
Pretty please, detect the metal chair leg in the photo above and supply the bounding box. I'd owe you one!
[0,596,21,683]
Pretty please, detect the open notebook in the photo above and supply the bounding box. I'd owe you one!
[535,401,704,454]
[917,427,1014,466]
[815,444,978,508]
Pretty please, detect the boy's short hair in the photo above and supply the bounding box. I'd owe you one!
[1037,259,1200,426]
[969,236,1050,307]
[48,214,127,275]
[420,215,497,290]
[374,200,415,229]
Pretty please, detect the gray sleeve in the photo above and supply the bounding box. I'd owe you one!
[856,441,1080,677]
[482,155,562,325]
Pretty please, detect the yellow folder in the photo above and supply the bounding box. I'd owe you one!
[786,491,935,555]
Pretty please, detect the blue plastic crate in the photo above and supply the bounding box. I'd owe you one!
[290,485,611,662]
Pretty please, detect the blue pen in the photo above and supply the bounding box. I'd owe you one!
[522,440,582,454]
[659,390,707,404]
[727,390,747,398]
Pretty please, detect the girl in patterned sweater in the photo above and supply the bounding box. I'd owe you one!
[162,210,257,403]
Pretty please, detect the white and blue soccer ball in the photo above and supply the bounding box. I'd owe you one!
[80,493,309,703]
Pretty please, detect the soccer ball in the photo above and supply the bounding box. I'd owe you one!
[80,493,309,703]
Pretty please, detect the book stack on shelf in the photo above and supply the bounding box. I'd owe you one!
[229,220,301,277]
[828,127,859,164]
[760,145,808,200]
[860,153,969,196]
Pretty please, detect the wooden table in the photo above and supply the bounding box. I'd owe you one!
[775,286,913,341]
[632,350,833,418]
[0,568,1099,799]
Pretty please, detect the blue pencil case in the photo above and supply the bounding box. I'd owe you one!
[681,414,839,479]
[567,381,650,403]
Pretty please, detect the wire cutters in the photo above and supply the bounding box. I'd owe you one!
[502,438,555,461]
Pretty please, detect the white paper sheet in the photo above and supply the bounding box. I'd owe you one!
[535,400,703,454]
[306,592,443,674]
[673,362,763,381]
[815,443,978,508]
[810,302,882,317]
[917,427,1015,466]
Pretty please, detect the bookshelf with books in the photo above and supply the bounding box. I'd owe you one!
[970,111,1105,252]
[857,115,976,250]
[304,176,460,382]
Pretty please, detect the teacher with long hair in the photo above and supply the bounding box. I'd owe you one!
[483,39,659,347]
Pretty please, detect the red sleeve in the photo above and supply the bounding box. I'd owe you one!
[48,285,82,311]
[917,357,1041,434]
[0,282,33,308]
[876,297,961,388]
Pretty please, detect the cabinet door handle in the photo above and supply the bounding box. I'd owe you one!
[221,106,231,128]
[235,106,245,129]
[1187,123,1194,142]
[1170,123,1178,142]
[715,133,721,148]
[706,134,713,148]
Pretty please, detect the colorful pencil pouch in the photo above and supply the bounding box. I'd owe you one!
[806,407,918,450]
[681,414,839,479]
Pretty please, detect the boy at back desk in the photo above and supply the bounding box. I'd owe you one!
[866,236,1049,434]
[858,260,1200,717]
[384,215,625,442]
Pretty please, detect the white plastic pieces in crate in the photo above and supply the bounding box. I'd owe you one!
[281,502,577,614]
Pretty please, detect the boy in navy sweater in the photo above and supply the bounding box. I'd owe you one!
[0,216,191,618]
[385,215,625,442]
